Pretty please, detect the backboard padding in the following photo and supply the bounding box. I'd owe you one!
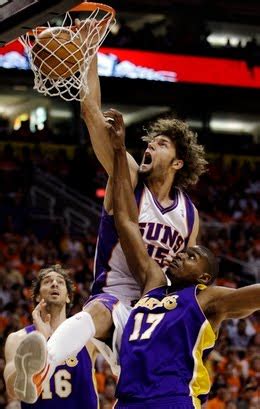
[0,0,82,45]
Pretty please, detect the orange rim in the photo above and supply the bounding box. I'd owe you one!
[26,2,115,36]
[70,2,115,19]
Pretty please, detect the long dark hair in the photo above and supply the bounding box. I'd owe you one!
[142,117,208,189]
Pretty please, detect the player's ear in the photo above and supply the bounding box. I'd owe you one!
[172,159,183,170]
[36,295,40,302]
[66,296,70,304]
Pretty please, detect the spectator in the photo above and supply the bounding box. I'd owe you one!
[100,376,117,409]
[207,384,232,409]
[237,383,258,409]
[228,319,255,351]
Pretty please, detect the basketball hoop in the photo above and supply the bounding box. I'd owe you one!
[19,2,116,101]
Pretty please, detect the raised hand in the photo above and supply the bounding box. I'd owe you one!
[103,109,126,150]
[74,18,105,51]
[32,299,52,340]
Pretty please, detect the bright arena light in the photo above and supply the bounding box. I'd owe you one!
[210,119,257,133]
[207,34,249,47]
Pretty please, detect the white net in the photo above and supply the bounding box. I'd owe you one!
[19,3,115,101]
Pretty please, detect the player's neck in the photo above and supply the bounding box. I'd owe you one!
[147,175,175,206]
[49,306,67,332]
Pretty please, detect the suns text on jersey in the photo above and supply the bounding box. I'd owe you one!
[139,222,184,265]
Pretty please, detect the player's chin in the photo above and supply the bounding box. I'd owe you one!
[166,264,180,278]
[48,298,63,307]
[48,296,62,303]
[165,267,175,280]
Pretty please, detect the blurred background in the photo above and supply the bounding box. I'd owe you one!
[0,0,259,408]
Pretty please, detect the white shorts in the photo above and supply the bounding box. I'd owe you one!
[84,293,131,376]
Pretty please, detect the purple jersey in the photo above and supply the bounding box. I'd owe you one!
[116,285,216,407]
[92,180,195,305]
[21,325,98,409]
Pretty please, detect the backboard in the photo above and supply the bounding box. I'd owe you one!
[0,0,82,45]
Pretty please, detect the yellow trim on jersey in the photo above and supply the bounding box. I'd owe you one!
[191,396,202,409]
[85,345,100,409]
[189,320,216,400]
[197,284,207,291]
[91,366,100,409]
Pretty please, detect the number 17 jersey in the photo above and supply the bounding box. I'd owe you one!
[116,285,216,407]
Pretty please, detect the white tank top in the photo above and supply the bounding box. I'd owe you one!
[92,181,195,306]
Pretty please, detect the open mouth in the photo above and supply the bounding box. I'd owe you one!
[50,291,60,296]
[170,260,180,269]
[143,151,152,165]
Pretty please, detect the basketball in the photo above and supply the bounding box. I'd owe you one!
[31,27,83,79]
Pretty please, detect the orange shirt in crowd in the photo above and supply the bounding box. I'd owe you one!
[95,372,106,393]
[206,397,226,409]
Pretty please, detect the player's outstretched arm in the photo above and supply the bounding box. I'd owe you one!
[80,55,115,175]
[110,110,165,293]
[79,45,139,180]
[102,109,139,213]
[203,284,260,330]
[76,19,116,176]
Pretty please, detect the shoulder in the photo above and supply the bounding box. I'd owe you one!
[197,285,235,317]
[187,203,199,246]
[193,205,199,216]
[179,189,197,212]
[179,188,193,202]
[191,205,199,224]
[198,285,235,304]
[177,188,196,212]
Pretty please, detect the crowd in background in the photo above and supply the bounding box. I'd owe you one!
[0,142,259,408]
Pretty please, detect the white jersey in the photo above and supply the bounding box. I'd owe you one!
[92,181,196,306]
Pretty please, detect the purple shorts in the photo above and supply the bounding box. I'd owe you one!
[115,396,199,409]
[83,293,120,313]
